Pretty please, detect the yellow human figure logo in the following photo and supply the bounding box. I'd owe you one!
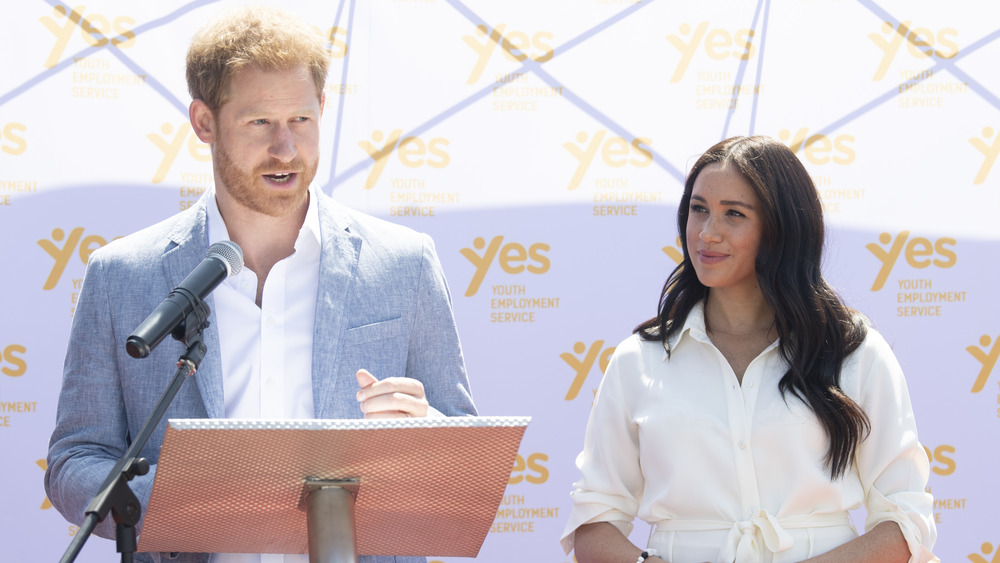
[662,236,684,265]
[969,127,1000,185]
[968,541,1000,563]
[560,341,615,401]
[36,460,53,510]
[966,334,1000,393]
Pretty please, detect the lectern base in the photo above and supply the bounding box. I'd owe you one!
[306,479,360,563]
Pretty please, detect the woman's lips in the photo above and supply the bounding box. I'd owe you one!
[697,250,727,264]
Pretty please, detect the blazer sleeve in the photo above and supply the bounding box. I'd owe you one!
[44,251,157,540]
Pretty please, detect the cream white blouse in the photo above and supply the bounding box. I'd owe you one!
[561,302,937,563]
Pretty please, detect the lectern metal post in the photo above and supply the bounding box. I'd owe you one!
[305,479,359,563]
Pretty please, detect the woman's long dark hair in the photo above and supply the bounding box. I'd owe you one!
[636,136,870,479]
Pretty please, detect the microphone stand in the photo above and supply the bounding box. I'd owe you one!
[60,300,211,563]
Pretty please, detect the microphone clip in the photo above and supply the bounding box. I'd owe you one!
[166,287,212,347]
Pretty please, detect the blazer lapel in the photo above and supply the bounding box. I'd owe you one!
[160,201,227,419]
[312,194,362,418]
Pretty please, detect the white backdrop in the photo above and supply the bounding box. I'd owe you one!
[2,1,998,561]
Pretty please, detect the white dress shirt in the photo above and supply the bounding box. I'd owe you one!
[561,301,937,563]
[207,188,321,563]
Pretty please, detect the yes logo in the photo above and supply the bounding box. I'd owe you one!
[38,227,115,290]
[459,236,550,297]
[966,334,1000,393]
[969,127,1000,185]
[2,344,27,377]
[561,341,615,401]
[662,236,684,265]
[564,131,652,190]
[322,26,348,59]
[358,130,449,189]
[970,541,1000,563]
[864,231,957,291]
[463,24,554,84]
[39,5,136,69]
[868,21,958,81]
[508,452,549,485]
[666,22,755,83]
[1,123,28,155]
[777,128,856,165]
[922,444,956,476]
[147,123,211,184]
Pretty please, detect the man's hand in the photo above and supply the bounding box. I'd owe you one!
[355,369,429,418]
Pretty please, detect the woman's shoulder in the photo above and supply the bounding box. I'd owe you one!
[839,318,907,397]
[615,332,666,355]
[847,315,894,359]
[603,333,670,379]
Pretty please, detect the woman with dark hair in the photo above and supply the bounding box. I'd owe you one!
[560,136,937,563]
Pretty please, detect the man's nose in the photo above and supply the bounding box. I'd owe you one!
[268,125,297,162]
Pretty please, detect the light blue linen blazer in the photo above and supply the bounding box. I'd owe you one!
[45,191,476,563]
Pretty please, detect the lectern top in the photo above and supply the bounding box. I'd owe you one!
[138,416,530,557]
[168,415,530,431]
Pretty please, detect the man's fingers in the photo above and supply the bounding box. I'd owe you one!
[359,391,420,414]
[356,372,427,418]
[355,369,378,396]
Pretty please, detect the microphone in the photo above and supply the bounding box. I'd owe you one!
[126,241,243,359]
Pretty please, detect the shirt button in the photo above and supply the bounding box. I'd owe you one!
[267,317,279,328]
[241,281,251,290]
[738,441,746,450]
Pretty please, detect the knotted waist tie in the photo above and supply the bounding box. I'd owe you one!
[652,511,854,563]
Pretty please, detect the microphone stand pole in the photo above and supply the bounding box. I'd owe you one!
[60,302,210,563]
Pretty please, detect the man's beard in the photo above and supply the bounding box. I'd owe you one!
[213,143,318,218]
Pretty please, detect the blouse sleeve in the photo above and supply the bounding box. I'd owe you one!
[853,330,938,563]
[559,338,645,554]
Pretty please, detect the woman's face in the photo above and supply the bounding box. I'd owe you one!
[685,163,764,294]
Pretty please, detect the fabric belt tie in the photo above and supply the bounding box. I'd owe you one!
[652,511,852,563]
[719,510,793,563]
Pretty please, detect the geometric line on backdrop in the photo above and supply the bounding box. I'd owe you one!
[325,0,687,192]
[3,1,998,194]
[328,0,355,185]
[325,0,1000,194]
[0,0,218,111]
[812,1,1000,140]
[722,0,767,140]
[745,0,772,138]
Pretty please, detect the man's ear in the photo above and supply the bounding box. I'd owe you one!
[189,99,216,143]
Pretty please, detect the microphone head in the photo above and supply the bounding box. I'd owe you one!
[207,241,243,277]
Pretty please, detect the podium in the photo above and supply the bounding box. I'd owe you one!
[136,416,530,561]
